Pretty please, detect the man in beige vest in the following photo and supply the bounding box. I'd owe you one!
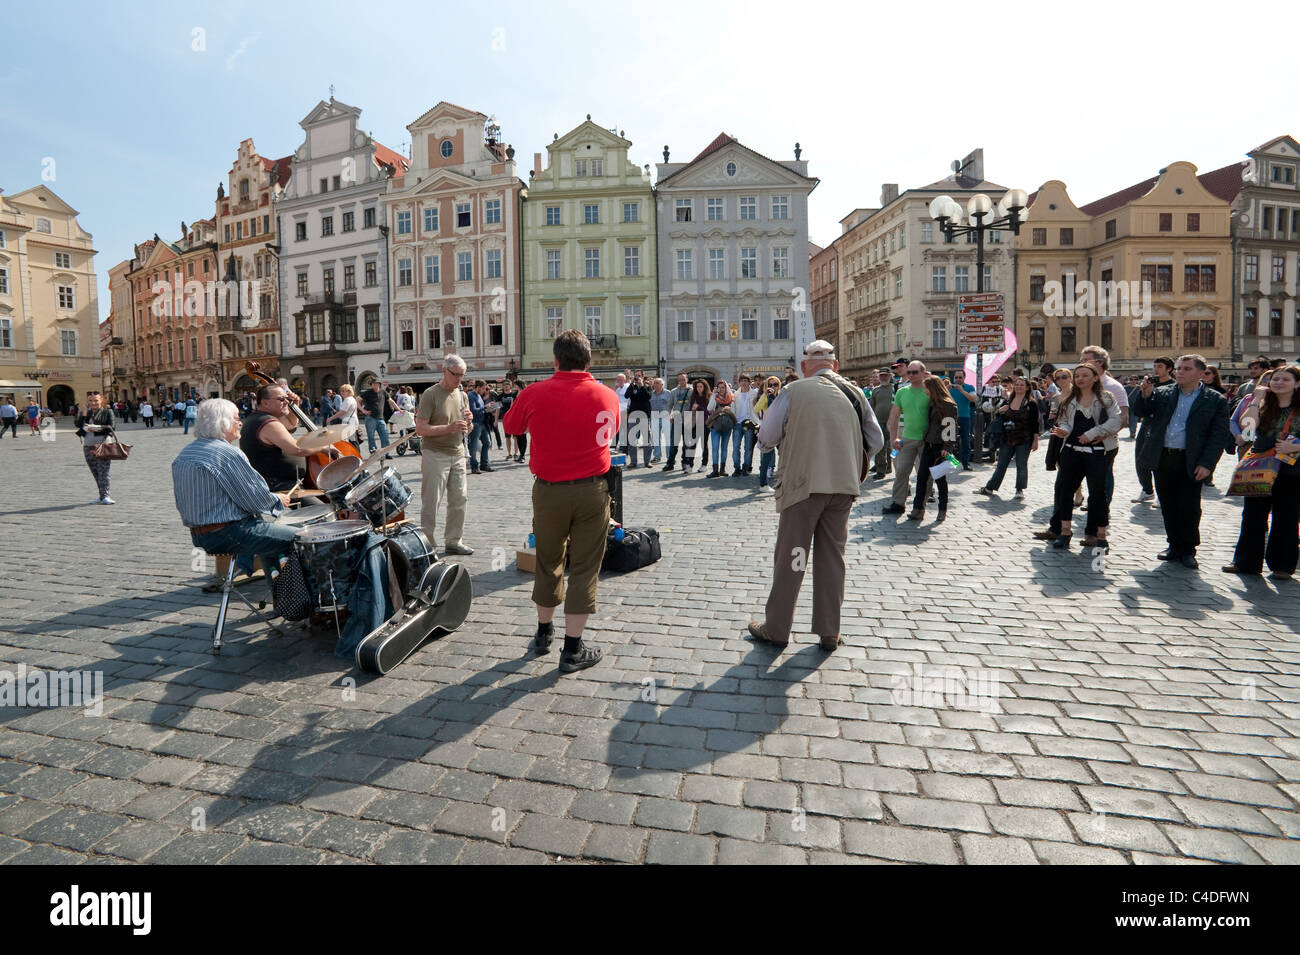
[414,354,475,555]
[747,340,884,651]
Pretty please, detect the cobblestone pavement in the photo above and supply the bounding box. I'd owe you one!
[1,419,1298,865]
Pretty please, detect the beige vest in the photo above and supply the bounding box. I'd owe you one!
[774,372,866,512]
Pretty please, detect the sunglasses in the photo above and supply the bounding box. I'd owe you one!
[906,370,922,375]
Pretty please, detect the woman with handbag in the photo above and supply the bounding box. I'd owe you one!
[909,375,959,521]
[1034,364,1121,550]
[705,380,738,478]
[75,391,118,505]
[976,376,1040,499]
[684,379,711,473]
[752,376,782,491]
[1223,364,1300,578]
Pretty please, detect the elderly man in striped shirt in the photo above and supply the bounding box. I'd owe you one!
[172,398,296,579]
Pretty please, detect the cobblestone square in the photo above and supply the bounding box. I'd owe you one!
[1,421,1297,864]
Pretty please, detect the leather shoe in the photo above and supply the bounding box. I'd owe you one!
[818,634,841,651]
[444,543,474,556]
[747,621,788,648]
[882,502,905,515]
[1157,549,1176,560]
[1032,529,1060,540]
[1221,564,1260,575]
[1179,554,1199,569]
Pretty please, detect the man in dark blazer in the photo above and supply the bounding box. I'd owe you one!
[1132,353,1232,568]
[868,368,895,479]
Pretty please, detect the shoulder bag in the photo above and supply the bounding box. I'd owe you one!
[91,425,132,461]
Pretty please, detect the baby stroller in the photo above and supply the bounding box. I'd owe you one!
[390,409,421,455]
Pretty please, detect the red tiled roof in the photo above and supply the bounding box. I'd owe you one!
[693,133,736,163]
[373,141,410,172]
[269,156,292,188]
[1079,161,1243,217]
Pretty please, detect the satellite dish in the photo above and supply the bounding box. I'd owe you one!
[952,160,962,173]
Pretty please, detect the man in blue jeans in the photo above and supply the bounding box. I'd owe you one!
[731,374,758,475]
[949,370,977,469]
[467,379,493,473]
[360,379,398,458]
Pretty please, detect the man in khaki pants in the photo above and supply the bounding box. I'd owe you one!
[503,330,620,673]
[414,354,474,555]
[748,340,884,651]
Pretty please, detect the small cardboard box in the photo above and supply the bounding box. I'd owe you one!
[516,548,537,573]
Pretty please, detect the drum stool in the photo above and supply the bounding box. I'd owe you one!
[208,552,283,654]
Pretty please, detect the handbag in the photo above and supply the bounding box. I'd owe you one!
[90,427,131,461]
[1044,433,1063,471]
[1227,452,1281,497]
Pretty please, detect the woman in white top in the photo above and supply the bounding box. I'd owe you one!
[139,400,155,428]
[327,383,361,445]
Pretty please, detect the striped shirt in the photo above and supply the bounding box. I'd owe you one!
[172,438,284,528]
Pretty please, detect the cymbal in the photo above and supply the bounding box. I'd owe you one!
[362,434,415,467]
[297,424,351,452]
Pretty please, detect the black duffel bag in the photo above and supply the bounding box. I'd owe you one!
[602,526,661,573]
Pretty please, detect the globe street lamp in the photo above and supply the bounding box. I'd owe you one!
[930,187,1028,460]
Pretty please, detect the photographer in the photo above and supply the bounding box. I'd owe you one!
[976,376,1040,499]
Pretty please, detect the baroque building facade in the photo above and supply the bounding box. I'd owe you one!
[655,134,817,383]
[383,102,524,386]
[276,97,408,398]
[0,186,101,413]
[215,138,291,394]
[521,118,657,380]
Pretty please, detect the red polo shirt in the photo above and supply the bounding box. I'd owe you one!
[502,370,619,482]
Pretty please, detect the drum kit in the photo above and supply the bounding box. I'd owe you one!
[272,426,471,675]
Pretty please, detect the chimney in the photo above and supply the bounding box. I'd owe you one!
[533,152,542,177]
[880,184,898,205]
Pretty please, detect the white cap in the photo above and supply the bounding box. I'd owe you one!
[803,339,836,359]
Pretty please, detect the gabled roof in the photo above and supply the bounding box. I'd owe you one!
[260,155,293,188]
[6,184,79,217]
[1079,161,1242,217]
[693,133,736,163]
[372,141,410,173]
[918,172,1008,194]
[1252,134,1300,155]
[406,101,487,131]
[551,119,631,152]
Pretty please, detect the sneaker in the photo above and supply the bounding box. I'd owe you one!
[907,509,924,520]
[1133,491,1155,503]
[481,466,494,473]
[559,640,603,673]
[100,496,115,505]
[1014,490,1025,499]
[662,463,675,472]
[976,487,995,496]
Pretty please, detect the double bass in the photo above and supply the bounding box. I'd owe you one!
[243,360,361,490]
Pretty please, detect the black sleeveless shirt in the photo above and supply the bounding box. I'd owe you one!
[240,411,298,491]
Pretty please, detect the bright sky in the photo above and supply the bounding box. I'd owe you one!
[1,0,1294,319]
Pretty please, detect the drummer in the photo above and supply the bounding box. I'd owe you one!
[241,383,321,492]
[173,398,298,577]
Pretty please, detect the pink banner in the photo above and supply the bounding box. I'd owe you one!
[963,328,1019,385]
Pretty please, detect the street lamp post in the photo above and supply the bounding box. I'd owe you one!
[929,187,1029,461]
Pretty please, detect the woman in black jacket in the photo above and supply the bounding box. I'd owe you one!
[976,376,1040,499]
[1223,364,1300,578]
[75,391,117,505]
[910,375,958,521]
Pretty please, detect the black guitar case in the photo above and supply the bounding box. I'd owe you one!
[355,561,472,675]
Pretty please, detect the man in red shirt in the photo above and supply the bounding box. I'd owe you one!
[503,330,619,673]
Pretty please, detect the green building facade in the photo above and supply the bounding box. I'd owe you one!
[522,119,658,381]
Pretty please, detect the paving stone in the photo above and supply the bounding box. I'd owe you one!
[20,807,123,851]
[634,797,695,832]
[569,791,639,826]
[959,834,1039,865]
[219,803,327,844]
[1161,825,1265,865]
[226,841,326,864]
[803,784,883,820]
[644,830,716,865]
[91,819,183,861]
[986,806,1075,843]
[681,774,744,806]
[582,824,647,863]
[1032,841,1128,865]
[993,779,1085,811]
[372,830,465,865]
[488,779,577,816]
[884,795,990,834]
[1168,797,1283,836]
[843,822,959,864]
[300,782,383,817]
[717,839,806,865]
[695,803,767,841]
[62,777,148,812]
[510,814,591,857]
[1067,812,1175,855]
[434,800,509,844]
[1078,786,1184,823]
[767,812,841,849]
[303,817,394,860]
[360,792,448,831]
[742,780,798,811]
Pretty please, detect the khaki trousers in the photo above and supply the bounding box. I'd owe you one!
[764,492,854,641]
[890,437,925,505]
[532,477,610,615]
[420,447,468,549]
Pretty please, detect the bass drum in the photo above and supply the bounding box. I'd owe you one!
[382,523,436,601]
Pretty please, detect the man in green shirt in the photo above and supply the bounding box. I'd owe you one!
[883,360,931,514]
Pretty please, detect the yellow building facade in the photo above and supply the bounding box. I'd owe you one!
[0,186,100,412]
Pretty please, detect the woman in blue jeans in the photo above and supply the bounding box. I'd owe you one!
[976,376,1040,499]
[752,377,781,490]
[705,380,737,478]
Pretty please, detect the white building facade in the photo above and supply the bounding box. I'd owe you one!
[655,135,817,383]
[276,98,408,398]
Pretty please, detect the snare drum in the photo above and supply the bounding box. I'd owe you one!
[382,523,436,601]
[317,457,369,514]
[277,502,333,530]
[345,466,413,527]
[294,520,372,612]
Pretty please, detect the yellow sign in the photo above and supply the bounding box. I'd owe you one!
[729,322,739,339]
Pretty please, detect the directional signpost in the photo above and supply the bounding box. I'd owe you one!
[957,291,1005,463]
